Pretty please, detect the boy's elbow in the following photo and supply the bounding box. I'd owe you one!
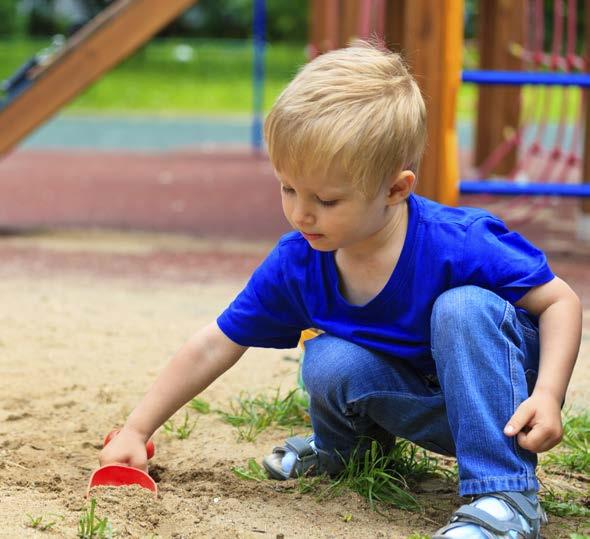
[519,277,581,317]
[554,280,582,324]
[569,289,583,317]
[560,279,582,311]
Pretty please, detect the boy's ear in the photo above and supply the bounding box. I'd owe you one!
[386,170,415,204]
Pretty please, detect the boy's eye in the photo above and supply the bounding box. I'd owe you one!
[317,198,338,207]
[281,186,295,195]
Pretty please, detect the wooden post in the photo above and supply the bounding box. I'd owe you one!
[339,0,360,46]
[579,0,590,239]
[385,0,463,206]
[0,0,197,158]
[475,0,524,175]
[309,0,341,56]
[309,0,463,205]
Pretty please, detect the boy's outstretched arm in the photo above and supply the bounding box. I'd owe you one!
[504,276,582,453]
[99,321,247,471]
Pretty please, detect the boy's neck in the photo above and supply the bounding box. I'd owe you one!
[338,200,408,262]
[334,200,409,306]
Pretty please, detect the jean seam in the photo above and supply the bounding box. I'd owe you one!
[461,475,539,491]
[462,474,534,482]
[460,478,540,496]
[519,324,538,338]
[501,303,535,483]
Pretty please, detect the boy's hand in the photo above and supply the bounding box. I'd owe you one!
[503,390,563,453]
[98,427,150,472]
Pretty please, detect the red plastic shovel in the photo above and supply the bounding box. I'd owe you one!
[86,430,157,497]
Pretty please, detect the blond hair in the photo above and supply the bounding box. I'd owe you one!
[264,40,426,198]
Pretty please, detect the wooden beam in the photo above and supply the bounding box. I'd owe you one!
[0,0,197,158]
[475,0,524,175]
[390,0,463,205]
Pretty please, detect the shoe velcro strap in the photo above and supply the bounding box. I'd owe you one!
[285,436,315,458]
[492,491,539,522]
[452,505,526,536]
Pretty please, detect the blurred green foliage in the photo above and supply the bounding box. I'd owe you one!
[0,0,18,37]
[4,0,309,42]
[0,38,307,114]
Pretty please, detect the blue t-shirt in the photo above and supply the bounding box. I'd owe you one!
[217,194,554,373]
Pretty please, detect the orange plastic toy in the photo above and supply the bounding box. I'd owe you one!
[86,430,157,497]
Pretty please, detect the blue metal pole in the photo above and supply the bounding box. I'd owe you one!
[462,70,590,87]
[251,0,266,153]
[460,180,590,197]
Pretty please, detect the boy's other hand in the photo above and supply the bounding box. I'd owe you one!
[503,390,563,453]
[98,427,149,472]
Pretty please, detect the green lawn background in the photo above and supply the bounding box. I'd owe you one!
[0,38,581,121]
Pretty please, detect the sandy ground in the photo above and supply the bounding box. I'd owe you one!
[0,230,588,538]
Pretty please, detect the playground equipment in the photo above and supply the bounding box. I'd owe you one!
[310,0,590,238]
[2,0,589,232]
[251,0,267,153]
[0,0,198,158]
[309,0,463,207]
[0,0,269,157]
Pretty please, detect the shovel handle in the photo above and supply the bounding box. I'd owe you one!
[103,429,155,460]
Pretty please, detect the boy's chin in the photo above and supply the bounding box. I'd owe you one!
[306,241,335,252]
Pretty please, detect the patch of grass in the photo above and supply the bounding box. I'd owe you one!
[296,473,326,495]
[384,439,455,482]
[78,498,113,539]
[569,534,590,539]
[325,440,449,512]
[163,411,197,440]
[325,440,453,512]
[407,534,431,539]
[543,410,589,474]
[26,513,61,531]
[231,458,268,482]
[540,488,590,518]
[189,397,211,414]
[231,438,452,515]
[218,388,310,442]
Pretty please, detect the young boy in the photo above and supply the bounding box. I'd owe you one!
[100,41,582,538]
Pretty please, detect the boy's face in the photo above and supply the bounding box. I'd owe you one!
[278,170,403,252]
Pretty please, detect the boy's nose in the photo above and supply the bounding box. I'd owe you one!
[292,202,315,226]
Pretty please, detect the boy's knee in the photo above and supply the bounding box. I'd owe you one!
[431,285,505,330]
[301,334,367,398]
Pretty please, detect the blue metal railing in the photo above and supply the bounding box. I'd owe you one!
[462,70,590,87]
[460,181,590,197]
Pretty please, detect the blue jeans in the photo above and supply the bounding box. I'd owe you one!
[301,286,540,496]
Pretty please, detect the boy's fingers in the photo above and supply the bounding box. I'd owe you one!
[129,455,149,472]
[520,424,562,453]
[504,404,534,436]
[516,431,530,448]
[517,427,547,452]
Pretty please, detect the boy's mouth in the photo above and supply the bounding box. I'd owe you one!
[301,232,324,241]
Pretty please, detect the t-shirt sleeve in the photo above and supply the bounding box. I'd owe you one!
[460,216,555,303]
[216,242,307,348]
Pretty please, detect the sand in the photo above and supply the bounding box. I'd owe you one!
[0,230,588,538]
